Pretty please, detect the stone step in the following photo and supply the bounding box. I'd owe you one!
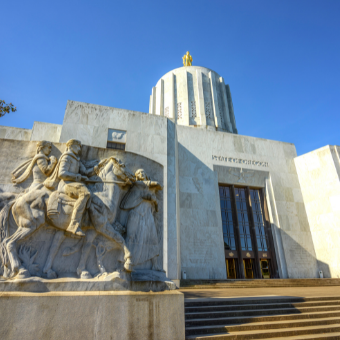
[185,296,340,307]
[260,333,340,339]
[185,300,340,313]
[185,324,340,339]
[182,285,340,289]
[185,310,340,327]
[185,306,340,320]
[180,279,340,289]
[181,279,340,286]
[185,316,340,336]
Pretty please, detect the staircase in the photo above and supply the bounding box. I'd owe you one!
[185,296,340,339]
[181,279,340,289]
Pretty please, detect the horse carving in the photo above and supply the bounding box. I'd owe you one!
[0,151,135,280]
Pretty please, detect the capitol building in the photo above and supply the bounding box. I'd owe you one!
[1,55,339,284]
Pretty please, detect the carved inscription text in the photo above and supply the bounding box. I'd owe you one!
[212,155,269,167]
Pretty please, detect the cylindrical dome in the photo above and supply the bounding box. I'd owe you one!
[149,66,237,133]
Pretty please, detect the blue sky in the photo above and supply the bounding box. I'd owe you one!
[1,0,339,155]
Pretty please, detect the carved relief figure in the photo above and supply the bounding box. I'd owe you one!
[120,169,162,271]
[45,157,135,279]
[0,136,169,286]
[0,140,136,280]
[45,139,97,237]
[11,140,57,191]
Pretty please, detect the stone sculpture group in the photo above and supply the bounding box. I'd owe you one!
[0,139,164,284]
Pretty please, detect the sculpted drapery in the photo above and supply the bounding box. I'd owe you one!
[11,140,57,191]
[120,169,162,269]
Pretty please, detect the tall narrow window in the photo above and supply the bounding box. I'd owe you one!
[219,186,237,250]
[234,188,253,251]
[250,189,268,251]
[218,184,277,279]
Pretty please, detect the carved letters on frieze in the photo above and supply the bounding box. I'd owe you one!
[0,139,166,286]
[212,155,269,167]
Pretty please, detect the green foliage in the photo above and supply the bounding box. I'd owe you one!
[0,100,17,118]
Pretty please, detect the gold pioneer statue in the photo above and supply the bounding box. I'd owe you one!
[182,51,193,66]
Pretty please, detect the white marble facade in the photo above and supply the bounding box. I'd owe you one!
[295,146,340,279]
[0,65,337,280]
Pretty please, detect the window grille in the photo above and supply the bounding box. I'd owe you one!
[107,141,125,150]
[250,189,268,251]
[205,102,212,120]
[177,102,182,120]
[234,188,253,251]
[219,186,237,250]
[191,101,197,119]
[218,184,276,279]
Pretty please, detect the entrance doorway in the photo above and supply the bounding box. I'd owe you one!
[219,184,279,279]
[260,259,271,279]
[226,259,237,279]
[243,259,254,279]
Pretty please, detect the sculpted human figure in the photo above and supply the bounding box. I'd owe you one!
[182,51,193,66]
[11,140,57,191]
[120,169,162,271]
[44,139,96,237]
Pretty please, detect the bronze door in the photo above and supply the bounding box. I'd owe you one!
[226,258,237,279]
[243,259,254,279]
[260,259,271,279]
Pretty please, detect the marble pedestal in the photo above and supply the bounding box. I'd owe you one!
[0,276,176,293]
[0,290,185,340]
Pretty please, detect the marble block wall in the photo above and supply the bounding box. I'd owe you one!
[178,141,226,280]
[295,145,340,278]
[0,122,62,143]
[176,124,318,279]
[0,291,185,340]
[0,126,32,141]
[30,122,62,142]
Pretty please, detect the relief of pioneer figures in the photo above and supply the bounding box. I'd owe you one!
[11,140,58,191]
[0,138,164,282]
[121,169,163,271]
[44,139,97,237]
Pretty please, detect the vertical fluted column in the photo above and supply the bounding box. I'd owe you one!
[150,87,157,115]
[209,71,224,131]
[196,70,206,127]
[170,73,175,119]
[156,79,164,116]
[219,77,233,133]
[149,95,152,114]
[176,70,190,125]
[184,71,190,126]
[226,84,238,134]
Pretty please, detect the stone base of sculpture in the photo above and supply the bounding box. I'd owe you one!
[0,290,185,340]
[0,269,176,292]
